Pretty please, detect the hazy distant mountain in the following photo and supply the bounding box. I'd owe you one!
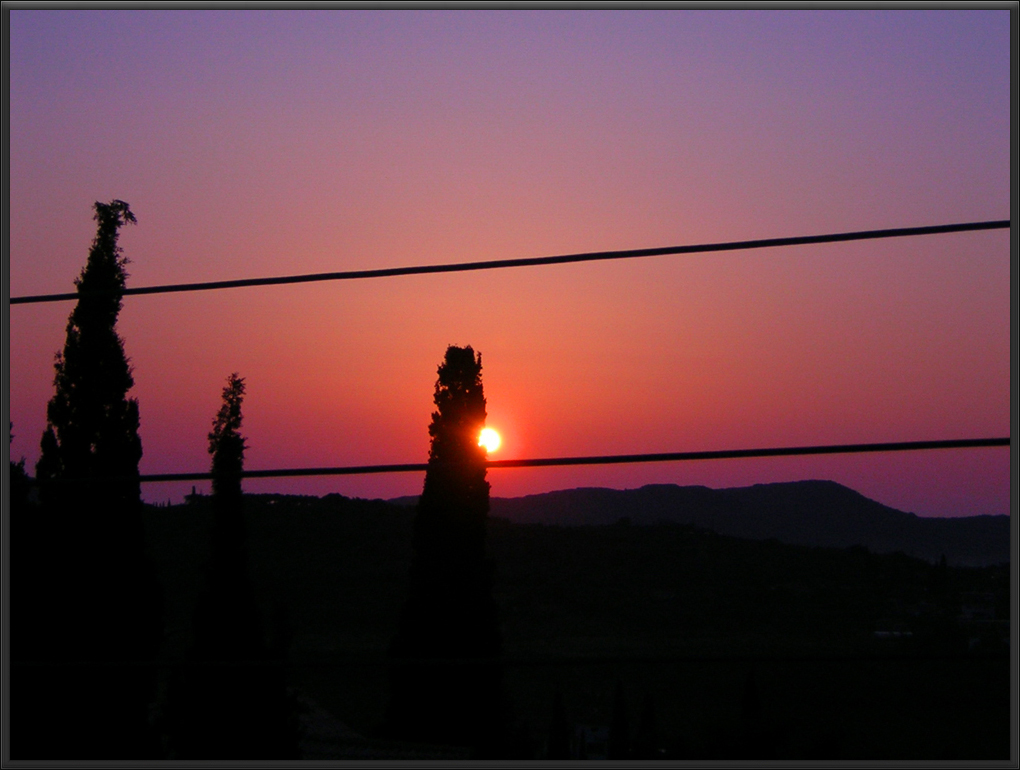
[393,480,1008,567]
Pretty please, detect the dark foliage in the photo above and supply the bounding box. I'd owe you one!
[13,202,163,759]
[143,492,1008,759]
[166,374,299,758]
[37,200,141,496]
[385,346,506,755]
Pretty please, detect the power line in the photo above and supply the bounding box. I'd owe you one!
[127,437,1008,484]
[10,219,1009,305]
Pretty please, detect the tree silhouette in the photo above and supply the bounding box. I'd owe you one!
[37,200,141,495]
[167,374,299,758]
[386,345,506,755]
[17,201,163,758]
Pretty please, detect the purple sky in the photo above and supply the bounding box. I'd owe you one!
[9,10,1011,516]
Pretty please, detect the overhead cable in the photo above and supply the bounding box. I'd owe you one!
[124,437,1010,484]
[10,219,1009,305]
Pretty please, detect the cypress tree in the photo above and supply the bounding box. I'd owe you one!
[386,345,505,755]
[25,200,162,758]
[37,200,141,494]
[168,374,299,758]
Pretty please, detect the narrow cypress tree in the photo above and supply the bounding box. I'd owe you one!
[386,345,505,755]
[25,201,162,758]
[37,200,141,494]
[168,374,299,759]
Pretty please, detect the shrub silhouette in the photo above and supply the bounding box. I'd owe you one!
[167,374,299,758]
[386,345,506,755]
[17,201,163,759]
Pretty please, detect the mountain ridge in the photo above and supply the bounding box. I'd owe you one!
[391,480,1008,567]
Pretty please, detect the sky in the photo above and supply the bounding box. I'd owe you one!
[8,9,1011,516]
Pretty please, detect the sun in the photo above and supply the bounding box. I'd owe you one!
[478,427,501,453]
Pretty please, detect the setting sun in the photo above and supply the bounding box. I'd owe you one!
[478,427,501,453]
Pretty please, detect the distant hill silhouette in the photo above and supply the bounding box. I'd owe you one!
[393,481,1007,567]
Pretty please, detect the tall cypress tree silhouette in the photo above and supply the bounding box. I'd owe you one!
[23,200,163,758]
[386,345,505,755]
[168,374,299,758]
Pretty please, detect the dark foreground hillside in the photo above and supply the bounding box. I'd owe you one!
[142,493,1009,759]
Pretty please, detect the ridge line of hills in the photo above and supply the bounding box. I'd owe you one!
[389,480,1009,567]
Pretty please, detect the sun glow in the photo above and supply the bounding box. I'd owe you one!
[478,427,501,453]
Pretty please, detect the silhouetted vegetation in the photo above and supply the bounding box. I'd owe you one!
[11,195,1006,761]
[166,374,299,758]
[385,346,507,755]
[10,213,1007,758]
[13,201,163,758]
[142,492,1007,759]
